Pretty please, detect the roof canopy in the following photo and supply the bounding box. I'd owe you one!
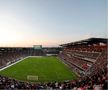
[60,38,108,47]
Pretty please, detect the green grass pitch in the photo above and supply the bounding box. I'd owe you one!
[0,56,77,83]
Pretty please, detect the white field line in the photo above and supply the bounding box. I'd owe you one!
[0,56,29,71]
[0,56,44,71]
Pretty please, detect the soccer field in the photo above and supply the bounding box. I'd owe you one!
[0,56,77,83]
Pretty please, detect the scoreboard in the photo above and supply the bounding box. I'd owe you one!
[33,45,42,50]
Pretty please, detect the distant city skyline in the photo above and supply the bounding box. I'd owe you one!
[0,0,107,47]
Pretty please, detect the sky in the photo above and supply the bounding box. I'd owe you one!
[0,0,107,47]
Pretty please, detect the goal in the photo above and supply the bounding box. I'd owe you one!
[27,75,38,81]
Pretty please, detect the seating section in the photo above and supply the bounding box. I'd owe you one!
[67,50,100,60]
[67,45,106,52]
[59,45,107,76]
[0,48,45,68]
[86,51,107,76]
[57,43,107,89]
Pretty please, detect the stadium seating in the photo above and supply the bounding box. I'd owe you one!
[0,48,45,68]
[59,38,107,77]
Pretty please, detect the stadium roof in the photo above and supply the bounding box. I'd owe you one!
[60,38,108,47]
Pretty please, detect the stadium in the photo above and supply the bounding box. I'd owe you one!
[0,0,107,90]
[0,38,107,89]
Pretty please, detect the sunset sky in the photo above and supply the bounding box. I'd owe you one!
[0,0,106,47]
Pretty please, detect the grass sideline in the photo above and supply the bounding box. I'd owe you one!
[0,56,77,83]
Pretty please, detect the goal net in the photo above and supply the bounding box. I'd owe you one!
[27,75,38,81]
